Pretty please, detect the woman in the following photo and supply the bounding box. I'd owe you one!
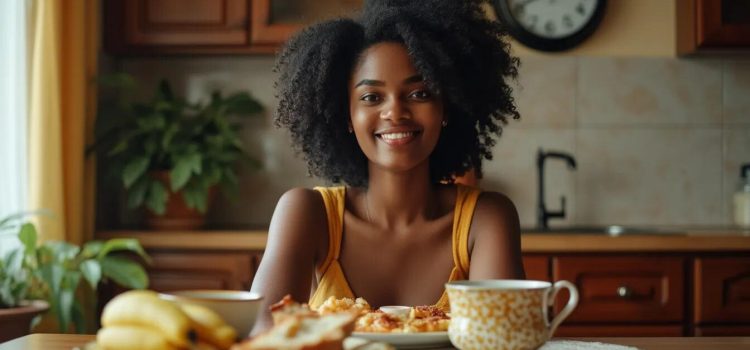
[250,0,524,335]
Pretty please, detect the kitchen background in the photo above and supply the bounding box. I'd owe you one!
[98,0,750,230]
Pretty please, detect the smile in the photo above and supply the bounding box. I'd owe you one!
[375,130,421,146]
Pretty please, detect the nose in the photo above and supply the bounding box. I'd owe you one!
[380,97,411,122]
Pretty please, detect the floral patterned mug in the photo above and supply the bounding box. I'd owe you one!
[445,280,579,350]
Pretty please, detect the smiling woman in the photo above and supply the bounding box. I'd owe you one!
[250,0,525,337]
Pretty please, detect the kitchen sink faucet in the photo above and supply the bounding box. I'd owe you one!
[537,148,577,230]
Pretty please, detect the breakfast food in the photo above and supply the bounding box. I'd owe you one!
[100,290,194,349]
[97,289,238,350]
[268,295,450,334]
[232,312,357,350]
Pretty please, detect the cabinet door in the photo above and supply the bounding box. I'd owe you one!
[553,256,685,323]
[105,0,250,54]
[522,255,549,281]
[556,325,683,337]
[696,0,750,48]
[250,0,362,46]
[146,251,256,291]
[694,257,750,324]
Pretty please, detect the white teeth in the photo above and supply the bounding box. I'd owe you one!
[380,132,415,140]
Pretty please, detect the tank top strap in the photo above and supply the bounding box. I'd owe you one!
[313,186,346,275]
[451,184,482,277]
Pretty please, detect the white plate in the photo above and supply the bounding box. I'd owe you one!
[350,331,452,349]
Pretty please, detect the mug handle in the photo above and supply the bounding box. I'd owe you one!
[543,280,579,337]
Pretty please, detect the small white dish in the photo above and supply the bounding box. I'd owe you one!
[379,305,411,319]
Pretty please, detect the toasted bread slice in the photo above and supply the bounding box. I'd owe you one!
[234,313,357,350]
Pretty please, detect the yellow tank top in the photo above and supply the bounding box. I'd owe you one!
[308,184,481,310]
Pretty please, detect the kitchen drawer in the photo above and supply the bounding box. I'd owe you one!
[523,255,550,281]
[694,257,750,324]
[556,325,683,337]
[553,256,685,323]
[694,325,750,336]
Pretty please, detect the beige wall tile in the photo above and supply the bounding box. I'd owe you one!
[514,56,576,128]
[723,127,750,225]
[481,127,576,228]
[576,128,723,226]
[724,60,750,125]
[577,58,722,126]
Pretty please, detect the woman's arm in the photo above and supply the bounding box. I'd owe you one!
[468,192,526,280]
[249,188,328,336]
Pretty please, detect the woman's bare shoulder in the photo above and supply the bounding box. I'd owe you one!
[267,187,329,252]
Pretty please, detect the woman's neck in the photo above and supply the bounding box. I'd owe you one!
[364,162,439,231]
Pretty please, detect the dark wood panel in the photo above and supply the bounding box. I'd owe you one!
[694,257,750,323]
[694,325,750,336]
[553,256,685,323]
[696,0,750,48]
[523,255,550,281]
[146,250,255,291]
[556,325,684,337]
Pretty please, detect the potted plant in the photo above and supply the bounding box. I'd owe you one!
[0,213,150,341]
[91,73,264,230]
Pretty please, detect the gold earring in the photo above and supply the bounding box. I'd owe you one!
[348,125,354,133]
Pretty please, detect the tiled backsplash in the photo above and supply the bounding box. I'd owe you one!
[117,56,749,228]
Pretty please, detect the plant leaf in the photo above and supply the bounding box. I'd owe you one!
[80,259,102,289]
[97,239,151,263]
[145,181,168,215]
[19,223,37,256]
[127,177,150,209]
[71,301,86,333]
[170,157,191,191]
[40,264,65,295]
[100,256,149,289]
[80,241,103,259]
[56,272,81,333]
[122,156,150,188]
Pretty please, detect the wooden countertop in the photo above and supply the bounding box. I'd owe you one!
[97,229,750,252]
[3,334,750,350]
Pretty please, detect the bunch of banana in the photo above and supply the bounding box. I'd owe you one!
[96,290,238,350]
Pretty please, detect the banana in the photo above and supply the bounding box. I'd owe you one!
[101,290,194,348]
[180,303,238,350]
[97,325,181,350]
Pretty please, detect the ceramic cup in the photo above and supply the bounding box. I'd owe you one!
[445,280,578,350]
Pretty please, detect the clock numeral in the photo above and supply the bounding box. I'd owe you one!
[576,3,586,15]
[563,15,573,28]
[544,21,555,35]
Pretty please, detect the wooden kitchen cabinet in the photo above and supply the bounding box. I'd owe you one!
[522,255,550,281]
[678,0,750,53]
[553,255,686,337]
[104,0,362,55]
[694,256,750,334]
[144,250,262,291]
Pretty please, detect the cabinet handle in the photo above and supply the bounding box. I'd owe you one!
[616,285,633,299]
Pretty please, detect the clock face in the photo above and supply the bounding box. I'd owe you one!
[508,0,598,39]
[493,0,606,51]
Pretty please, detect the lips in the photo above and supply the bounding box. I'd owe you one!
[375,128,422,146]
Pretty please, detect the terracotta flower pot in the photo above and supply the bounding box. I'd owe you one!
[0,300,49,343]
[145,171,216,231]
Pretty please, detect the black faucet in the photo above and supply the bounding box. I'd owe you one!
[537,149,577,230]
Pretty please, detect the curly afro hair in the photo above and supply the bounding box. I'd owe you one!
[274,0,520,187]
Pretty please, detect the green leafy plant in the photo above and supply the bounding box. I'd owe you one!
[0,213,150,333]
[90,73,264,214]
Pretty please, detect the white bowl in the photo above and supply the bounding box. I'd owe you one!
[160,290,263,338]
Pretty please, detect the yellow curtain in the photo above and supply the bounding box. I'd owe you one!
[28,0,99,245]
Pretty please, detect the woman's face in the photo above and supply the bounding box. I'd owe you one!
[349,42,444,175]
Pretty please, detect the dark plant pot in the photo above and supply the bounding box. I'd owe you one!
[0,300,49,343]
[145,171,216,231]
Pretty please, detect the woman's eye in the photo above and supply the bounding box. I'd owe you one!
[360,93,380,103]
[409,90,432,100]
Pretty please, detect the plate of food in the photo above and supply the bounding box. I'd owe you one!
[317,297,453,349]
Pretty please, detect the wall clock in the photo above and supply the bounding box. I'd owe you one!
[493,0,607,52]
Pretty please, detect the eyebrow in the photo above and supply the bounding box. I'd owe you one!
[354,74,424,88]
